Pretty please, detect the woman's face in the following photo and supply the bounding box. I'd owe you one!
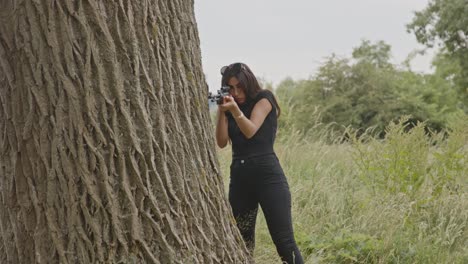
[228,77,246,104]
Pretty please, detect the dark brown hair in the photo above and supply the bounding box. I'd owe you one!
[221,62,281,117]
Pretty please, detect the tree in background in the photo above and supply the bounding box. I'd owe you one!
[407,0,468,105]
[0,1,250,263]
[352,40,392,69]
[276,40,463,138]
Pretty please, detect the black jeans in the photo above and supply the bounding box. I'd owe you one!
[229,153,303,264]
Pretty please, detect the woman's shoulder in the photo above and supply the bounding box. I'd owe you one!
[253,89,278,114]
[254,89,274,102]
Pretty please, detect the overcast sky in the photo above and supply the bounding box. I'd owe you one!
[194,0,434,92]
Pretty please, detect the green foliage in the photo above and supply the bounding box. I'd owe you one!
[407,0,468,103]
[394,69,462,131]
[352,40,392,69]
[352,115,467,200]
[297,230,384,263]
[217,117,468,263]
[429,113,468,196]
[352,117,431,197]
[276,40,464,138]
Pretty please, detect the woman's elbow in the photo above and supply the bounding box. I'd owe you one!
[245,131,257,139]
[245,126,261,139]
[217,139,228,148]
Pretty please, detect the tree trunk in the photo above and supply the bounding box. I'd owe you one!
[0,0,250,263]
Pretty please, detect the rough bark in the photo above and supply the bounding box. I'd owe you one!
[0,0,250,263]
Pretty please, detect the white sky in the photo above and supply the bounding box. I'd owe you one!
[194,0,434,92]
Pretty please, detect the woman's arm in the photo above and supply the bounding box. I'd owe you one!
[215,108,229,148]
[224,96,272,139]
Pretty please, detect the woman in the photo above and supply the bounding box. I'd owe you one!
[215,62,303,264]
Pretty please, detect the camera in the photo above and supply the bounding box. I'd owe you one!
[208,86,230,105]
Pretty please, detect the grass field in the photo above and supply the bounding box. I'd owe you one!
[216,119,467,263]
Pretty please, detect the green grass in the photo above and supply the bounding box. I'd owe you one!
[216,117,467,263]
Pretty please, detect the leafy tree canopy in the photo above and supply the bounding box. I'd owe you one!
[407,0,468,102]
[276,40,464,138]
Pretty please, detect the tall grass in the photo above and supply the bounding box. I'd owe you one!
[216,115,467,263]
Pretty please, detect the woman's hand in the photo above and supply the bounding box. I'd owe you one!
[218,95,239,113]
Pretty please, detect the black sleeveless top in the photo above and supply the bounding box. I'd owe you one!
[227,90,278,159]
